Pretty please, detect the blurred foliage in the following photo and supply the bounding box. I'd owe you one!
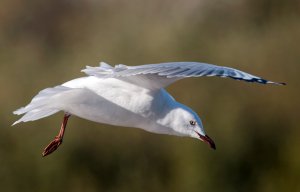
[0,0,299,191]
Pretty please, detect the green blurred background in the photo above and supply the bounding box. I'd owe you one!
[1,0,299,191]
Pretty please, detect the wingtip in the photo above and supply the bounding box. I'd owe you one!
[257,78,286,85]
[268,81,286,86]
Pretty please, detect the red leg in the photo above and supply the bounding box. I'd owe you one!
[42,113,71,157]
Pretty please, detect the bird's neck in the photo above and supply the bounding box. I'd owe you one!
[138,89,184,136]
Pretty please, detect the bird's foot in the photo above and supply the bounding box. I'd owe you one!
[42,136,63,157]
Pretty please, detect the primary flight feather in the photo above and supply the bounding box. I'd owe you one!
[13,61,285,156]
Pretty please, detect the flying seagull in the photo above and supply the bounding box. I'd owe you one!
[13,62,285,157]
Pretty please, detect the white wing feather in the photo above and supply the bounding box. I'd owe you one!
[82,62,285,90]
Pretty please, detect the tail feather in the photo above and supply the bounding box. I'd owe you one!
[12,86,71,125]
[12,108,59,126]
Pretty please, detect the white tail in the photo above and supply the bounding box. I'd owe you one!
[12,86,71,125]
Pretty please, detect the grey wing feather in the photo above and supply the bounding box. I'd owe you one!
[82,62,285,90]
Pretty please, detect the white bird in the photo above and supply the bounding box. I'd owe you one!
[13,61,285,156]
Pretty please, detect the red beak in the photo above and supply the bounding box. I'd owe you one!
[196,132,216,150]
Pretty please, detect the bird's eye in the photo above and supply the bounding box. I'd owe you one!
[189,120,196,126]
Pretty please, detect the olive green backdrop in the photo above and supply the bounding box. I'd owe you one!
[0,0,299,191]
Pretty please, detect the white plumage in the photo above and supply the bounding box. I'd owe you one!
[13,61,284,156]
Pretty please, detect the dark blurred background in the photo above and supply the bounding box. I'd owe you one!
[1,0,299,191]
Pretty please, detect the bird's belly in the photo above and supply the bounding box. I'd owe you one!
[59,85,156,129]
[67,100,149,128]
[60,77,173,131]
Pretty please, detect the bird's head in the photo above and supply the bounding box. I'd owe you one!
[163,104,216,150]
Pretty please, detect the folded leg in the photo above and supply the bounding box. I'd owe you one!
[42,113,71,157]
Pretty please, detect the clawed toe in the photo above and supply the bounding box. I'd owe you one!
[42,137,63,157]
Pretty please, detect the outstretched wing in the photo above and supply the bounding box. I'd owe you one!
[82,62,285,90]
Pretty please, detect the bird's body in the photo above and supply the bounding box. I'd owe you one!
[61,76,187,136]
[13,61,284,156]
